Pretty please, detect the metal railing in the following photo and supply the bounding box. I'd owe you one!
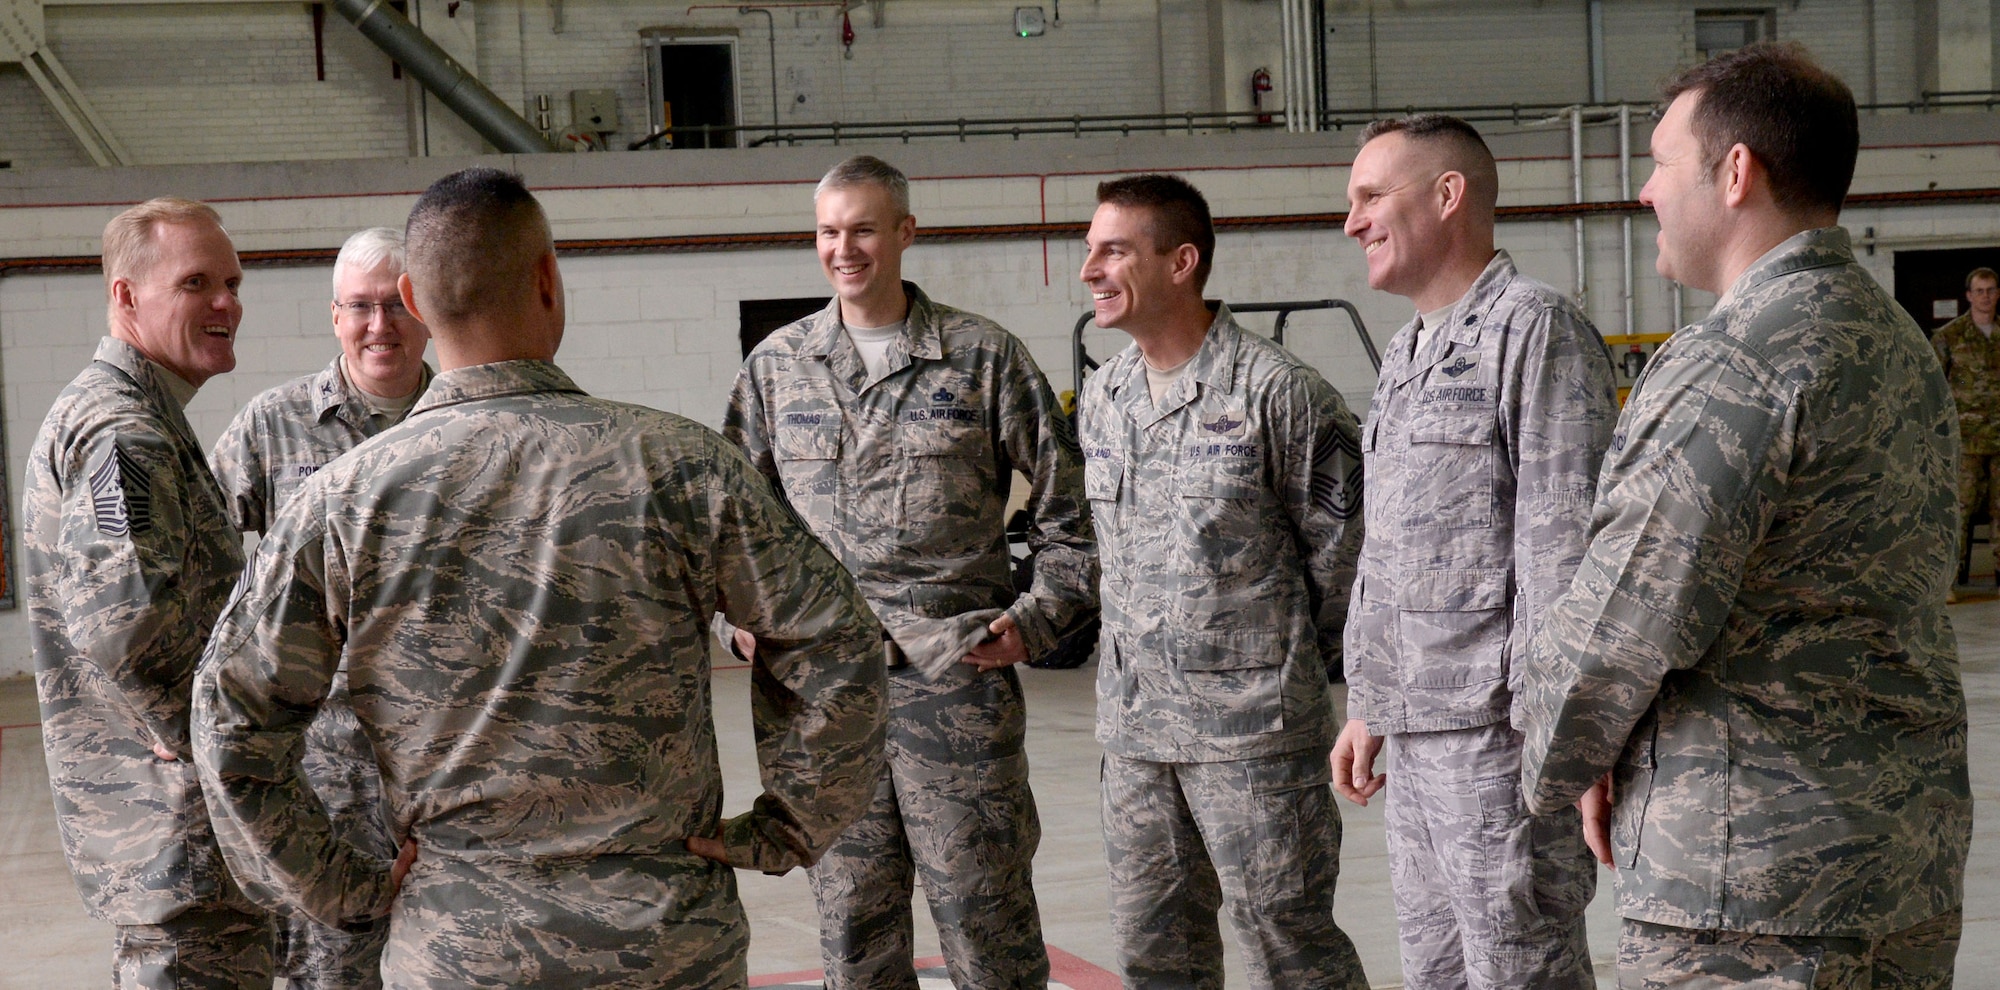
[626,91,2000,151]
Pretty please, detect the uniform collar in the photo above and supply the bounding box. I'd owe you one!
[95,336,190,409]
[800,280,944,392]
[1108,304,1243,426]
[1388,251,1517,387]
[1716,227,1853,313]
[411,359,584,415]
[315,355,436,424]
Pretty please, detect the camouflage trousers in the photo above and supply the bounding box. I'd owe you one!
[1101,748,1369,990]
[278,688,394,990]
[806,664,1047,990]
[1616,910,1962,989]
[380,848,749,989]
[1957,453,2000,565]
[1383,721,1596,990]
[111,906,273,990]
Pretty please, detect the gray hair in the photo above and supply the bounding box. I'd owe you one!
[331,226,407,295]
[814,155,910,217]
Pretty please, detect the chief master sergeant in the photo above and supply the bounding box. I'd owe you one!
[191,167,889,990]
[1077,172,1368,990]
[1333,113,1614,990]
[208,225,434,990]
[1520,43,1971,988]
[25,196,273,989]
[724,154,1097,989]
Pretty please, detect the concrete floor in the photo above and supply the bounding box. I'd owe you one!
[3,600,1997,989]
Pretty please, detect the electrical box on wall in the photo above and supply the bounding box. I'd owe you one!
[1014,7,1045,37]
[570,90,619,132]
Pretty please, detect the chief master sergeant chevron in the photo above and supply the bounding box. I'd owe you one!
[24,196,273,990]
[1519,43,1972,989]
[1077,172,1368,990]
[191,167,888,990]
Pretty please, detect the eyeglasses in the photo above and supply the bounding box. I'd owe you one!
[336,300,411,322]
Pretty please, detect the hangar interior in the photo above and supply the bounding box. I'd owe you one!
[0,0,1997,986]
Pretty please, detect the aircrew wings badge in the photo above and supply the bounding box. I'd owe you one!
[89,442,151,537]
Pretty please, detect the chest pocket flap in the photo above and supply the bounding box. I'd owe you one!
[1408,413,1494,446]
[1085,454,1123,501]
[773,414,842,461]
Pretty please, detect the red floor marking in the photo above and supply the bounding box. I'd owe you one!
[750,945,1118,988]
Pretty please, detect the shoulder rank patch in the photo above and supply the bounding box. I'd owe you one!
[89,443,151,537]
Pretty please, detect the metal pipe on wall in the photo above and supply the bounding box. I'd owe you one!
[1587,0,1605,103]
[330,0,553,152]
[1619,102,1633,336]
[1571,105,1587,307]
[740,7,781,142]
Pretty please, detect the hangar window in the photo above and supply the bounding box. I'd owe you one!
[1695,9,1777,57]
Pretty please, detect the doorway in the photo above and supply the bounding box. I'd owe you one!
[1893,246,2000,335]
[643,33,741,149]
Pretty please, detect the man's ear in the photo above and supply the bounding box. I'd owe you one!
[1170,243,1202,286]
[896,212,916,249]
[1720,143,1758,209]
[536,250,561,309]
[1436,170,1471,222]
[109,276,138,318]
[398,272,427,325]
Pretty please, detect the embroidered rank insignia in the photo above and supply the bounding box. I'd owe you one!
[89,443,151,537]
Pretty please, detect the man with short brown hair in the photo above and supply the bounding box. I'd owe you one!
[1521,42,1970,988]
[26,196,273,989]
[1931,265,2000,596]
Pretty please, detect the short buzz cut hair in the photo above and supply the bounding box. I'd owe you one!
[816,155,911,217]
[1357,113,1501,216]
[331,226,407,296]
[1661,41,1858,217]
[1094,173,1216,289]
[103,196,224,288]
[403,168,551,323]
[1968,267,1999,291]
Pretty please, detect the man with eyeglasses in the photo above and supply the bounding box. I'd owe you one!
[207,226,432,990]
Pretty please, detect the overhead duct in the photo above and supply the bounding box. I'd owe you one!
[330,0,553,154]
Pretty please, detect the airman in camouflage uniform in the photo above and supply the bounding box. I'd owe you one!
[1520,45,1971,989]
[724,155,1096,990]
[1929,266,2000,579]
[1334,116,1613,990]
[208,226,434,990]
[192,168,888,990]
[25,198,272,990]
[1078,174,1367,990]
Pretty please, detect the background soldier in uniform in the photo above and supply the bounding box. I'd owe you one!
[724,154,1096,990]
[1332,114,1613,989]
[207,225,433,990]
[1520,44,1972,989]
[24,197,273,989]
[1930,265,2000,599]
[192,167,888,990]
[1077,173,1368,990]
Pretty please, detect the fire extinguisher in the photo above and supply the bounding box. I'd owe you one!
[1251,68,1274,124]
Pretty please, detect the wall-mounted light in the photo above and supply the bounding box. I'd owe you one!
[1014,6,1045,37]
